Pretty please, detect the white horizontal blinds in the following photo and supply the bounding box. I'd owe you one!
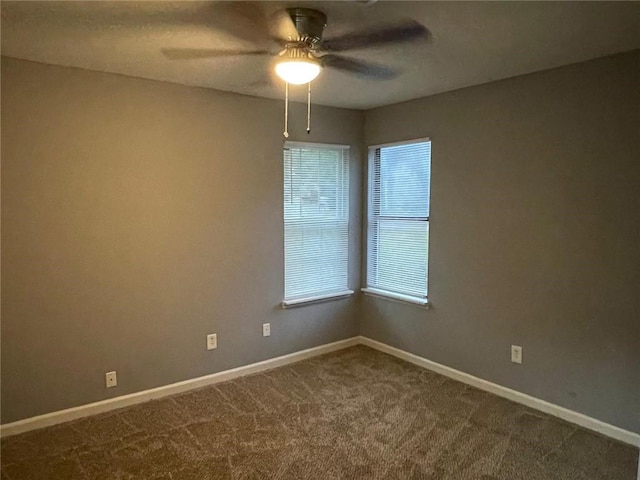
[367,140,431,298]
[284,143,350,300]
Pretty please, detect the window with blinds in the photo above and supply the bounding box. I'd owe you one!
[283,142,351,305]
[365,139,431,304]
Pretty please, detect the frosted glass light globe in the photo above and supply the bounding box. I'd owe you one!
[275,60,321,85]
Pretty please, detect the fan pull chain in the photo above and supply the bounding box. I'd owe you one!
[283,81,289,139]
[307,82,311,134]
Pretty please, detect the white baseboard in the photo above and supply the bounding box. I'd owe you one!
[359,336,640,448]
[0,337,359,438]
[3,335,639,450]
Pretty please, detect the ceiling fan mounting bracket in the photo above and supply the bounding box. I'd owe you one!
[285,8,327,46]
[279,44,316,59]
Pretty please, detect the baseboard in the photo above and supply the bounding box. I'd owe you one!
[3,335,638,448]
[0,336,359,438]
[359,336,640,447]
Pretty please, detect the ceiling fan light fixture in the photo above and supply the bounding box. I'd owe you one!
[275,47,322,85]
[275,59,321,84]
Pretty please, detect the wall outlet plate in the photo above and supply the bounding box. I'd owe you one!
[262,323,271,337]
[207,333,217,350]
[105,371,117,388]
[511,345,523,364]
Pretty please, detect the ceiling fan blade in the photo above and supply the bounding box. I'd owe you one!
[247,76,279,89]
[321,54,397,80]
[161,48,269,60]
[320,20,429,52]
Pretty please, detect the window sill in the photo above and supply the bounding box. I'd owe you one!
[282,290,354,309]
[361,288,429,308]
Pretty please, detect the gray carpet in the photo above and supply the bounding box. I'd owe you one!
[1,345,637,479]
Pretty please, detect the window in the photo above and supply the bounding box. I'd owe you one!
[364,139,431,305]
[283,142,352,306]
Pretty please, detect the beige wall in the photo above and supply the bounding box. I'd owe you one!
[362,50,640,433]
[1,57,363,423]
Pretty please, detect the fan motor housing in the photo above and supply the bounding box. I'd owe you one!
[287,8,327,45]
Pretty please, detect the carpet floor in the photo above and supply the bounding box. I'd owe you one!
[1,345,637,479]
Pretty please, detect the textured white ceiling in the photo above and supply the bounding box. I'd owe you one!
[2,1,639,110]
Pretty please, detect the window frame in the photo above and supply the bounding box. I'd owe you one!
[282,141,354,308]
[363,137,431,307]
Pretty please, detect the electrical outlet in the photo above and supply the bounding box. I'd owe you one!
[511,345,523,364]
[262,323,271,337]
[105,371,117,388]
[207,333,217,350]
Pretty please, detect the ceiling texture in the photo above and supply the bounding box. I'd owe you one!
[2,1,639,110]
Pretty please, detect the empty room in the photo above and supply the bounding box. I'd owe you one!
[1,1,639,479]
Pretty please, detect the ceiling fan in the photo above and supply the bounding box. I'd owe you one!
[161,5,430,85]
